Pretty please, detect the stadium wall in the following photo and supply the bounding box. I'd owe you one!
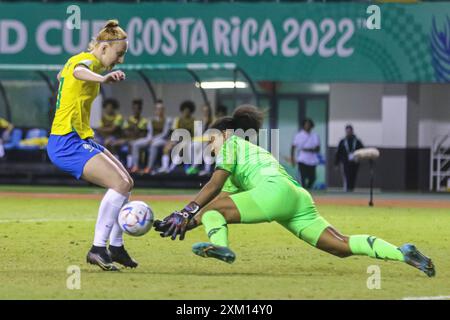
[327,83,449,191]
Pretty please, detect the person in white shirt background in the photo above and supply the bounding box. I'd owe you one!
[290,118,320,189]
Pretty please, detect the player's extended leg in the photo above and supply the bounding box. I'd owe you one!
[82,152,134,271]
[314,226,404,260]
[101,148,138,268]
[277,186,435,277]
[191,197,242,264]
[313,226,435,277]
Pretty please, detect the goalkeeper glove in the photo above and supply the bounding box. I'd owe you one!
[158,202,200,240]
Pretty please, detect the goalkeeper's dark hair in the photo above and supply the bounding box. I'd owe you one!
[211,104,264,132]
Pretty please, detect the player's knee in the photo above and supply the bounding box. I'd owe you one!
[124,179,133,192]
[114,177,133,193]
[336,251,352,258]
[324,246,352,258]
[128,177,135,190]
[124,172,134,189]
[332,248,352,258]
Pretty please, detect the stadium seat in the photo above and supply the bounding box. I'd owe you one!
[18,128,48,150]
[3,128,23,150]
[25,128,48,140]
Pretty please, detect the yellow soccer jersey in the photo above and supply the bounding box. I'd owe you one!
[123,116,148,139]
[0,117,11,129]
[51,52,105,139]
[172,117,195,136]
[123,115,148,131]
[100,113,124,128]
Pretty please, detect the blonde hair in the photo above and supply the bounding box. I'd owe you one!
[88,20,127,51]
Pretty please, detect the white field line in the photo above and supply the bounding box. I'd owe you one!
[0,218,95,224]
[403,295,450,300]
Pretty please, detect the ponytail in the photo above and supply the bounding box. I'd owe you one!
[88,19,127,51]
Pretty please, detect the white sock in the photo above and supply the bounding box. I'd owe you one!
[0,144,4,158]
[169,152,183,171]
[169,162,177,172]
[93,189,128,247]
[161,154,169,169]
[109,192,131,247]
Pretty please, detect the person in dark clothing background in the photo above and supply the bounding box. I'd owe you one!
[335,125,364,192]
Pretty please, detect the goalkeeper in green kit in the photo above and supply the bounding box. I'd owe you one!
[155,105,435,277]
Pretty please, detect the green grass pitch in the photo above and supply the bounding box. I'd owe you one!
[0,187,449,300]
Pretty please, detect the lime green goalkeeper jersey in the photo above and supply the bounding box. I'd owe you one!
[216,135,300,193]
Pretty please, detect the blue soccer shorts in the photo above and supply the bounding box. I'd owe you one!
[47,132,105,179]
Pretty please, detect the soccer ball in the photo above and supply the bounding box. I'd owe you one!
[118,201,154,236]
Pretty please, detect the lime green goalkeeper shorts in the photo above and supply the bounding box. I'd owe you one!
[229,177,330,247]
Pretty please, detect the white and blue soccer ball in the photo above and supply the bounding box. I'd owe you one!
[118,201,154,236]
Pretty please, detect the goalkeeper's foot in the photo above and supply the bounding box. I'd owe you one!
[399,243,435,277]
[192,242,236,264]
[86,246,119,271]
[108,245,138,269]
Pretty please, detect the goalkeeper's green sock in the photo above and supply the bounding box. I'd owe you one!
[201,210,228,247]
[349,235,405,261]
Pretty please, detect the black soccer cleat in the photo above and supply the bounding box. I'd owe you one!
[108,245,138,269]
[86,246,119,271]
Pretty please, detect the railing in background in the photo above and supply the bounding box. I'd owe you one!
[430,134,450,192]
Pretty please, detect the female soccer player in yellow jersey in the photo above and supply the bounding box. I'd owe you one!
[47,20,136,271]
[155,105,435,278]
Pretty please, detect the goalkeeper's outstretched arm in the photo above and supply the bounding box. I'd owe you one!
[192,169,230,207]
